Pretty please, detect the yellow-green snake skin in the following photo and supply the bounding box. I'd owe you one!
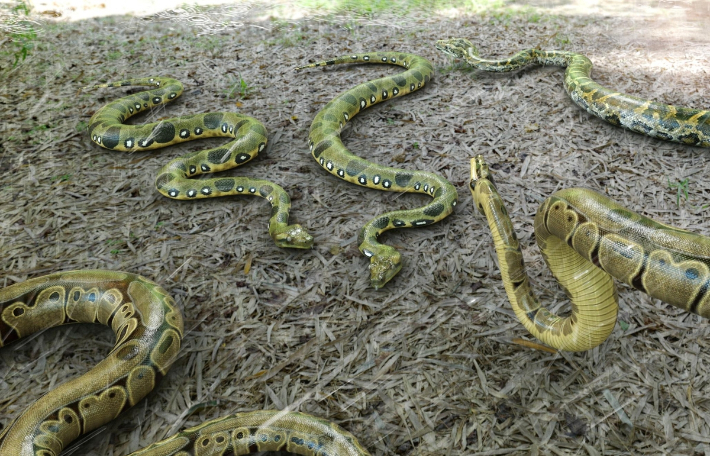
[296,53,458,288]
[470,155,710,351]
[436,38,710,147]
[0,272,371,455]
[85,77,313,249]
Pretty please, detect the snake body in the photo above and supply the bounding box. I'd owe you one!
[129,410,370,456]
[86,77,313,249]
[0,270,184,455]
[470,155,710,351]
[296,53,458,288]
[0,272,371,455]
[436,38,710,147]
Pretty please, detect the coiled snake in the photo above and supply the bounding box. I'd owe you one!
[296,53,458,288]
[436,38,710,147]
[85,77,313,249]
[0,271,371,455]
[470,155,710,351]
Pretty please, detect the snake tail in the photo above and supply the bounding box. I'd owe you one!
[297,53,458,288]
[471,155,710,351]
[436,38,710,147]
[85,77,313,249]
[0,270,183,456]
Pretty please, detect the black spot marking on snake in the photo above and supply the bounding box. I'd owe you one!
[203,113,224,130]
[313,140,332,159]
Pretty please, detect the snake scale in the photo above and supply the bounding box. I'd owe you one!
[436,38,710,147]
[470,155,710,351]
[85,77,313,249]
[0,272,371,455]
[296,52,458,288]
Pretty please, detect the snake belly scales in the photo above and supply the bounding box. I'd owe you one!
[85,77,313,249]
[296,52,458,288]
[436,38,710,147]
[469,155,710,352]
[0,271,371,455]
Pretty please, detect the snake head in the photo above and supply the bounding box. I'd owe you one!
[271,224,314,249]
[470,155,499,216]
[367,245,402,289]
[470,155,493,185]
[435,38,478,60]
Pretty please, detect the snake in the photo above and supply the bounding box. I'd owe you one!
[436,38,710,147]
[85,77,313,249]
[296,53,458,288]
[0,271,372,455]
[0,270,183,455]
[469,155,710,351]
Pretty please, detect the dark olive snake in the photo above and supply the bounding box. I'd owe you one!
[85,77,313,249]
[0,271,371,455]
[436,38,710,147]
[470,155,710,351]
[296,52,458,288]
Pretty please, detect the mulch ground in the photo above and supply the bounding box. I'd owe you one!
[2,0,710,454]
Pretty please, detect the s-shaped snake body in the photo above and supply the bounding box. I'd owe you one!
[85,77,313,249]
[296,53,458,288]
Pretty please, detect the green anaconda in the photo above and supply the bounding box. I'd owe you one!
[86,77,313,249]
[436,38,710,147]
[296,53,458,288]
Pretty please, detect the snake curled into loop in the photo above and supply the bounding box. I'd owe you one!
[470,155,710,351]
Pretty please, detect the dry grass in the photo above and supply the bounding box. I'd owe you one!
[2,1,710,454]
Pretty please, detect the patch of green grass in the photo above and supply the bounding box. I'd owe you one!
[224,74,254,99]
[668,177,690,206]
[555,34,571,46]
[26,123,52,145]
[2,0,39,68]
[51,174,72,183]
[298,0,495,15]
[483,1,555,25]
[29,124,48,134]
[105,232,137,255]
[294,0,544,20]
[193,35,227,56]
[668,177,709,209]
[264,21,309,48]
